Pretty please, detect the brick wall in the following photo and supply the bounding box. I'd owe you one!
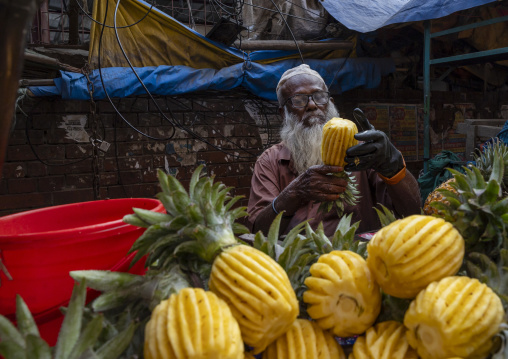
[0,92,281,218]
[2,88,506,218]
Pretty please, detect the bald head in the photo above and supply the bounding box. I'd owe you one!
[276,64,327,106]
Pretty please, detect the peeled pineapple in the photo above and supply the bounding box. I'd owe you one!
[320,118,360,214]
[349,321,418,359]
[262,318,346,359]
[209,244,299,354]
[144,287,244,359]
[321,118,358,167]
[303,250,381,337]
[404,276,505,359]
[366,215,465,298]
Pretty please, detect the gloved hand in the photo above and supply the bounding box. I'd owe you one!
[344,108,404,178]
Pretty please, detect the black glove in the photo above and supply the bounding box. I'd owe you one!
[344,108,404,178]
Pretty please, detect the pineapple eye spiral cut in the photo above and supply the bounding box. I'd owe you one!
[144,287,244,359]
[404,276,506,359]
[303,250,381,338]
[366,215,465,299]
[319,118,360,214]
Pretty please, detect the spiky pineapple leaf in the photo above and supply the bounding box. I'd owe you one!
[54,280,87,359]
[15,295,39,338]
[374,204,397,227]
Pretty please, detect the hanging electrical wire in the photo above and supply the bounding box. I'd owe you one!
[73,0,156,28]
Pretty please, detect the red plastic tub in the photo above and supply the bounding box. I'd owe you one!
[0,198,164,317]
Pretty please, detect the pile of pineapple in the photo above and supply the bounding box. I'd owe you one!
[1,121,508,359]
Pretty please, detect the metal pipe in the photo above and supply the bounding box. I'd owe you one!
[423,20,431,173]
[0,0,39,176]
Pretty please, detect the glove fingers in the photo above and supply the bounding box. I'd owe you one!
[353,108,375,131]
[344,153,377,172]
[354,130,385,142]
[346,142,379,157]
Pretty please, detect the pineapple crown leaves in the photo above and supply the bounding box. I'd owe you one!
[70,265,191,313]
[473,138,508,190]
[253,214,318,297]
[305,214,365,257]
[374,203,397,227]
[124,165,250,268]
[0,281,136,359]
[430,159,508,253]
[465,250,508,309]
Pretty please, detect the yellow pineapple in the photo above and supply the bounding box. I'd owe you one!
[348,321,418,359]
[404,276,505,359]
[262,318,346,359]
[322,118,359,167]
[320,118,360,214]
[144,287,243,359]
[124,166,299,354]
[209,244,299,354]
[366,214,465,298]
[303,250,381,337]
[423,178,457,215]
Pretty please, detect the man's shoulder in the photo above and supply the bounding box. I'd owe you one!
[258,142,290,163]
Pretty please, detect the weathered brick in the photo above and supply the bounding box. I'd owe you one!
[47,158,93,175]
[119,170,142,185]
[0,193,52,210]
[0,179,7,195]
[8,130,28,145]
[52,189,95,205]
[116,142,144,156]
[66,174,94,188]
[139,113,162,127]
[114,127,146,142]
[196,150,229,164]
[214,176,238,188]
[2,162,27,178]
[31,114,56,129]
[117,156,152,171]
[152,154,182,168]
[66,144,93,159]
[7,145,37,161]
[100,172,119,186]
[237,175,253,188]
[34,145,66,160]
[26,161,47,177]
[141,167,158,183]
[38,176,65,192]
[8,178,38,194]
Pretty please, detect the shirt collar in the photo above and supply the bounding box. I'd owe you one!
[277,142,298,175]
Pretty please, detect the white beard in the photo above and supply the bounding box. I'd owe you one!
[280,104,340,174]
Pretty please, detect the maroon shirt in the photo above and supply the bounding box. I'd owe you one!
[247,142,416,236]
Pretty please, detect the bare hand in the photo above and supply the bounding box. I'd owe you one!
[277,165,348,214]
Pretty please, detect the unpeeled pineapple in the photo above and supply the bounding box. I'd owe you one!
[320,118,360,214]
[209,244,299,354]
[348,321,418,359]
[262,318,346,359]
[303,250,381,337]
[144,287,243,359]
[366,214,464,298]
[423,178,457,216]
[404,276,505,359]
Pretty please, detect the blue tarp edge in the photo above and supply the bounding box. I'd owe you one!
[28,58,395,101]
[321,0,497,33]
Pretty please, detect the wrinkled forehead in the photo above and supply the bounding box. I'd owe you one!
[279,73,328,99]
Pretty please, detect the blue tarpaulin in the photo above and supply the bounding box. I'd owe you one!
[29,57,395,101]
[321,0,497,33]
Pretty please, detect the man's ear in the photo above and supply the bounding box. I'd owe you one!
[329,97,335,104]
[278,106,284,118]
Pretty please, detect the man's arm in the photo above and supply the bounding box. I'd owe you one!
[384,170,421,217]
[249,165,348,235]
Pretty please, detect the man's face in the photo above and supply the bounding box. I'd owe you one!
[279,74,334,128]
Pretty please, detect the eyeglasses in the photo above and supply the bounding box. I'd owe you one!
[284,91,330,108]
